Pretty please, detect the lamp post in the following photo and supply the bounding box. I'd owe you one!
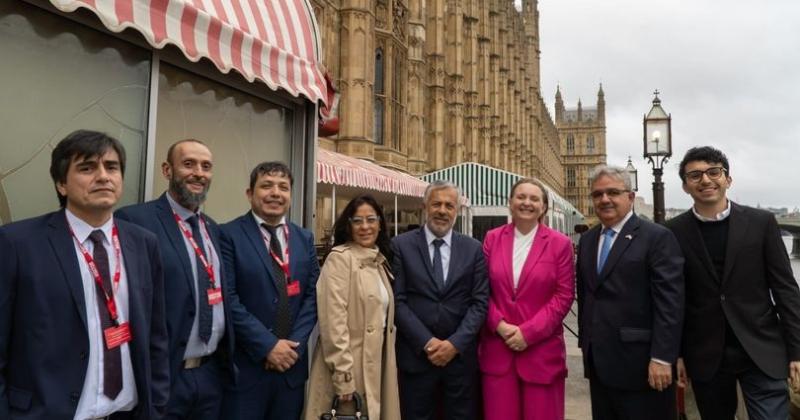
[625,156,639,192]
[643,90,672,223]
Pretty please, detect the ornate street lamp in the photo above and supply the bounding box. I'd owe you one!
[643,90,672,223]
[625,156,639,192]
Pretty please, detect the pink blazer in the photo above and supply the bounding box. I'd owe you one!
[478,223,575,384]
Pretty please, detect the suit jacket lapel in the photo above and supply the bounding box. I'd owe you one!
[415,228,438,290]
[518,225,550,292]
[48,210,88,331]
[584,226,601,291]
[678,212,719,283]
[117,223,143,325]
[241,214,279,292]
[597,215,640,284]
[722,203,748,284]
[155,194,196,301]
[499,225,515,292]
[442,232,461,292]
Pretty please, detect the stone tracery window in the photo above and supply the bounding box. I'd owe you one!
[587,134,595,153]
[566,134,575,154]
[374,48,385,145]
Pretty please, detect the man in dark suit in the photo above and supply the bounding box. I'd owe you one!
[116,139,234,419]
[220,161,319,420]
[666,146,800,419]
[0,130,169,419]
[392,180,489,420]
[576,165,684,420]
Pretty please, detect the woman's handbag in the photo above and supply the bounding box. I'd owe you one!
[319,392,369,420]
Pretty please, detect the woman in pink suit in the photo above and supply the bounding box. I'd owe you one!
[479,178,575,420]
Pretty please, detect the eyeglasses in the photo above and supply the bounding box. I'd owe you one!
[684,167,727,183]
[349,216,381,226]
[590,188,630,200]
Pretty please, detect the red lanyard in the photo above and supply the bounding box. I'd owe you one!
[172,210,217,289]
[261,224,290,279]
[69,223,122,323]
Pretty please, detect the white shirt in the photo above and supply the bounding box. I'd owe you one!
[376,272,390,328]
[252,212,288,254]
[597,210,634,268]
[66,210,137,420]
[424,225,452,283]
[166,194,225,359]
[692,200,731,222]
[513,225,538,289]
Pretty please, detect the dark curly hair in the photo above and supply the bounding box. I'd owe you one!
[678,146,730,183]
[332,194,393,263]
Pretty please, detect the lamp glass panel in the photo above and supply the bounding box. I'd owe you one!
[645,120,669,155]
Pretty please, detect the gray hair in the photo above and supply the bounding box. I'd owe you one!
[589,165,633,190]
[423,180,461,203]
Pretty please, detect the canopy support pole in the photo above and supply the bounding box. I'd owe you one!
[331,184,337,240]
[394,194,399,237]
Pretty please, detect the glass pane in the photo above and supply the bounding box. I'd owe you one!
[154,63,294,223]
[0,1,150,225]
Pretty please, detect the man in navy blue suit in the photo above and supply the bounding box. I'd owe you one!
[576,165,684,420]
[220,161,319,420]
[0,130,169,419]
[391,180,489,420]
[116,139,234,419]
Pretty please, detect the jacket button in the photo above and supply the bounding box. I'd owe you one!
[80,351,87,360]
[70,392,80,402]
[273,298,278,304]
[720,294,726,301]
[366,326,374,334]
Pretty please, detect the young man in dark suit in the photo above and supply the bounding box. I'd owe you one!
[116,139,234,419]
[666,146,800,419]
[576,165,684,420]
[391,180,490,420]
[220,162,319,420]
[0,130,169,419]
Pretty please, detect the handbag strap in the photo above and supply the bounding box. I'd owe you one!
[329,392,365,417]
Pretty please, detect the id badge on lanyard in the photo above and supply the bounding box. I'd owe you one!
[264,225,301,297]
[172,211,223,305]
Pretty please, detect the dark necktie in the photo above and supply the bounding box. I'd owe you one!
[88,230,123,399]
[432,238,445,288]
[263,223,291,338]
[187,216,213,343]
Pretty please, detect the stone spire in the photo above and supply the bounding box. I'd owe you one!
[597,83,605,121]
[555,85,564,122]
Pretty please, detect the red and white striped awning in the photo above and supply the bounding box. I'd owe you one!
[48,0,329,105]
[317,148,428,198]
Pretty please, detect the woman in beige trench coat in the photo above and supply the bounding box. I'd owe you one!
[304,194,401,420]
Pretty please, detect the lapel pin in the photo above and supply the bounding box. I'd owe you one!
[625,234,633,240]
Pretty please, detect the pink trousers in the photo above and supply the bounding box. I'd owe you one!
[482,373,565,420]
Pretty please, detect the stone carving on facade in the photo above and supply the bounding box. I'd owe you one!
[393,1,408,40]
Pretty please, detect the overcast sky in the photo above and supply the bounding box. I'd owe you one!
[535,0,800,210]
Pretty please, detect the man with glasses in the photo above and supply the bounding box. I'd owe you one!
[576,165,684,420]
[666,146,800,419]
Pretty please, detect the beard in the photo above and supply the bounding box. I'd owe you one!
[170,176,210,210]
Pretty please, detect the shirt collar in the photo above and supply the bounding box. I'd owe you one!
[166,192,199,221]
[692,200,731,222]
[65,208,114,245]
[424,224,452,247]
[251,211,286,229]
[603,209,634,234]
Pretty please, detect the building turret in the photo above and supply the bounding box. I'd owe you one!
[597,83,605,121]
[577,98,583,121]
[555,85,564,122]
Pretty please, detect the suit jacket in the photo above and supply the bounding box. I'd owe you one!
[220,213,319,389]
[576,214,684,390]
[666,203,800,381]
[116,193,236,384]
[478,223,575,384]
[304,244,401,420]
[391,227,490,373]
[0,210,169,420]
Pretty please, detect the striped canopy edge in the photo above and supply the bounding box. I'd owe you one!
[48,0,329,106]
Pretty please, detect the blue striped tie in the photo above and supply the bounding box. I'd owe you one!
[597,228,616,274]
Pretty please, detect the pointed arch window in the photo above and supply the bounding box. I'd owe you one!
[587,134,595,153]
[566,134,575,154]
[567,167,576,187]
[374,48,385,145]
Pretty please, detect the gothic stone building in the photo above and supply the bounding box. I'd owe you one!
[555,84,608,224]
[310,0,564,194]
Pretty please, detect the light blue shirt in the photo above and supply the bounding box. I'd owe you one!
[166,194,225,359]
[424,224,453,283]
[66,210,137,420]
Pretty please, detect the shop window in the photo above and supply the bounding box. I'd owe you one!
[153,63,294,222]
[0,1,150,225]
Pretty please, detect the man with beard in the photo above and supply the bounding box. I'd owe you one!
[391,180,489,420]
[219,162,319,420]
[116,139,234,419]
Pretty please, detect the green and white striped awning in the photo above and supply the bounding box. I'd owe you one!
[420,162,581,216]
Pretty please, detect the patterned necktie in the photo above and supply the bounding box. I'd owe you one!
[187,216,212,343]
[263,223,291,338]
[88,230,123,399]
[597,228,617,274]
[432,238,446,288]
